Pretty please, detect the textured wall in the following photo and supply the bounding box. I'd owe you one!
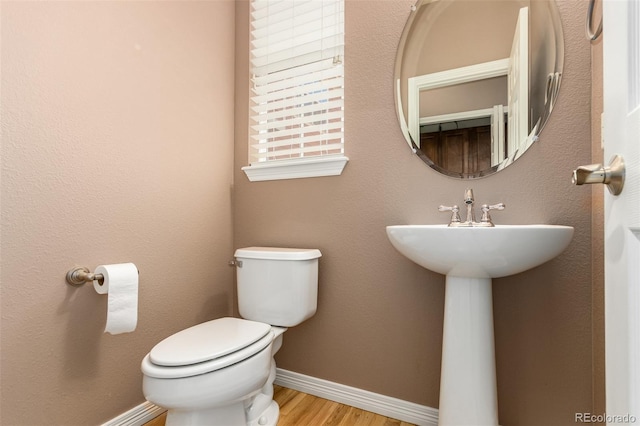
[235,0,595,424]
[0,0,598,425]
[1,2,235,424]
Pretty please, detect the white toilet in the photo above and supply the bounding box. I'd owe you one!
[141,247,321,426]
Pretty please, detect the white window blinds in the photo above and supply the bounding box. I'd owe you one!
[248,0,346,174]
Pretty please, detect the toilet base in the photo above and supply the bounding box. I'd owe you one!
[164,399,278,426]
[165,403,246,426]
[162,358,280,426]
[248,401,279,426]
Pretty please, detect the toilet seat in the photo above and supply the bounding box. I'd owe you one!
[141,317,273,379]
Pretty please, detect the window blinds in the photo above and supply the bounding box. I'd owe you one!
[249,0,345,164]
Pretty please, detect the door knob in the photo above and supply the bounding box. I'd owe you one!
[572,154,625,195]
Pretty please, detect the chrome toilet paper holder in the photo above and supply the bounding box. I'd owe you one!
[66,267,104,287]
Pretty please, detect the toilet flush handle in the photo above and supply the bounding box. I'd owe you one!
[228,259,243,267]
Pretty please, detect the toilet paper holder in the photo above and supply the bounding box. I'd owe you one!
[66,267,104,287]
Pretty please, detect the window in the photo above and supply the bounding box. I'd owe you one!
[242,0,347,182]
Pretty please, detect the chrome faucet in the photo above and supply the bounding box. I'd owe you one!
[439,189,505,227]
[463,188,475,225]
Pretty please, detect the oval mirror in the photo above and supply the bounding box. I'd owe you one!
[394,0,564,179]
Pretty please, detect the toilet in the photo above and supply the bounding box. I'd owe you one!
[141,247,322,426]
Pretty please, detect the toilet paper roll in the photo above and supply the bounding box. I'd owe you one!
[93,263,138,335]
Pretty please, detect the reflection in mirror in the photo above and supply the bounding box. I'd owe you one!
[394,0,564,179]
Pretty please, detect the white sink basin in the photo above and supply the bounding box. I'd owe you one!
[386,223,573,425]
[386,224,574,278]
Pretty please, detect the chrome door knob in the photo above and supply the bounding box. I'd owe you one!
[572,154,625,195]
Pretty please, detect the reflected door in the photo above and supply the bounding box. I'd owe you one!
[421,126,492,174]
[507,6,529,156]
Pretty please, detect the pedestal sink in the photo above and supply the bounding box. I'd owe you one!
[386,224,574,426]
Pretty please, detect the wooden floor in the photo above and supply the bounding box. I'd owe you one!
[144,385,416,426]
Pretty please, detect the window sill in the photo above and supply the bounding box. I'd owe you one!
[242,155,349,182]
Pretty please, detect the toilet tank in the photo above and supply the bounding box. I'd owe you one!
[234,247,321,327]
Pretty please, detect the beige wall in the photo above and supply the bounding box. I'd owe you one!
[0,1,235,424]
[0,0,602,425]
[235,0,596,425]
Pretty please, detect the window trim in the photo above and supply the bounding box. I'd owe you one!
[242,154,348,182]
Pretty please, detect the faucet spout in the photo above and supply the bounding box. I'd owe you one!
[464,188,475,224]
[464,188,474,205]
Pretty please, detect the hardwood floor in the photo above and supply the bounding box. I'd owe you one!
[274,386,415,426]
[143,385,416,426]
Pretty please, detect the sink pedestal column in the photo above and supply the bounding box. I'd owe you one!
[439,276,498,426]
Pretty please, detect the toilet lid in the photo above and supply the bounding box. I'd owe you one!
[235,247,322,260]
[149,317,271,367]
[141,331,273,379]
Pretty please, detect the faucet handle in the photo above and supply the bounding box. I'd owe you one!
[480,203,505,226]
[438,205,461,225]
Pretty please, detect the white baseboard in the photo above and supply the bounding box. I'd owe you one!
[101,401,165,426]
[104,370,438,426]
[275,368,439,426]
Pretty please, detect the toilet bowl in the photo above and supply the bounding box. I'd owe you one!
[142,317,286,426]
[141,247,321,426]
